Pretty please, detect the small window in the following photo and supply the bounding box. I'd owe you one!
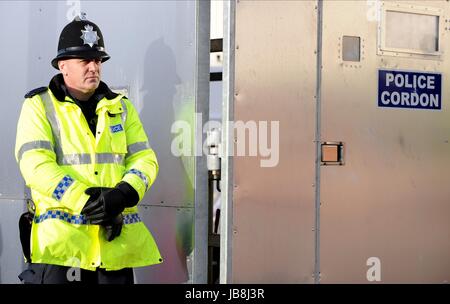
[379,4,442,57]
[385,11,439,53]
[342,36,360,62]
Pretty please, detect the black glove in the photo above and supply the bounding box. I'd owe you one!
[81,182,139,225]
[81,187,125,224]
[103,214,123,242]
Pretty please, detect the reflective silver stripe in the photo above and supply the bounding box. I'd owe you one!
[40,91,64,163]
[60,153,91,165]
[96,153,125,164]
[120,99,128,125]
[58,153,125,165]
[18,140,53,162]
[127,141,150,157]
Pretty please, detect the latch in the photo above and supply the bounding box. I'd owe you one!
[321,141,345,166]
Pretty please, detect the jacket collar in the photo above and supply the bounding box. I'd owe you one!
[48,73,119,103]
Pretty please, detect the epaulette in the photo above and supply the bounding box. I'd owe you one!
[24,87,48,98]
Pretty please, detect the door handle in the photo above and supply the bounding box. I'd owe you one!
[321,141,345,166]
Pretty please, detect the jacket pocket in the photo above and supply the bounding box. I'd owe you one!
[109,116,127,154]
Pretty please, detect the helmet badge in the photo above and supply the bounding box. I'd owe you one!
[80,24,100,47]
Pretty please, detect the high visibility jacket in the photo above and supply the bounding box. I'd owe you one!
[15,80,162,271]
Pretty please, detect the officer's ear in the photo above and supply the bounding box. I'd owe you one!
[58,60,66,73]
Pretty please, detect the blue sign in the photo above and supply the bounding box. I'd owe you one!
[110,124,124,133]
[378,70,441,110]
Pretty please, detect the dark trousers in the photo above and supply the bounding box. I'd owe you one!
[19,263,134,284]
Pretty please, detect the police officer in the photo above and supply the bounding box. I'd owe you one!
[15,16,162,284]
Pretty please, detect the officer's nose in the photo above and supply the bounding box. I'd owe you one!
[87,59,101,72]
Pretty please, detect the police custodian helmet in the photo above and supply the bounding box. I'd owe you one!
[51,16,110,69]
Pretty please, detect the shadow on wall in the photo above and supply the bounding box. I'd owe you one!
[139,37,194,283]
[141,37,196,202]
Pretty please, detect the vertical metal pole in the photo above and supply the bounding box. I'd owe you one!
[220,0,236,284]
[193,0,210,284]
[208,173,214,283]
[314,0,324,284]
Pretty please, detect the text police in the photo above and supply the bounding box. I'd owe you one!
[378,70,441,110]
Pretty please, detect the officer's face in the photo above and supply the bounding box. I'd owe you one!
[59,58,102,93]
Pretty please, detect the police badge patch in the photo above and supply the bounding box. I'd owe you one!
[80,24,100,47]
[110,124,124,133]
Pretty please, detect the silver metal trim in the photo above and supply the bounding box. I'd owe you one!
[220,0,236,284]
[314,0,323,284]
[192,0,210,284]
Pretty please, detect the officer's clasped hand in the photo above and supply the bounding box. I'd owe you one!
[104,214,123,242]
[81,186,127,225]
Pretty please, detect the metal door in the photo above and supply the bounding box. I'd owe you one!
[225,0,317,283]
[224,0,450,283]
[319,0,450,283]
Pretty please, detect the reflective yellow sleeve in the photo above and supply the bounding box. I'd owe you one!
[15,96,90,213]
[122,99,159,201]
